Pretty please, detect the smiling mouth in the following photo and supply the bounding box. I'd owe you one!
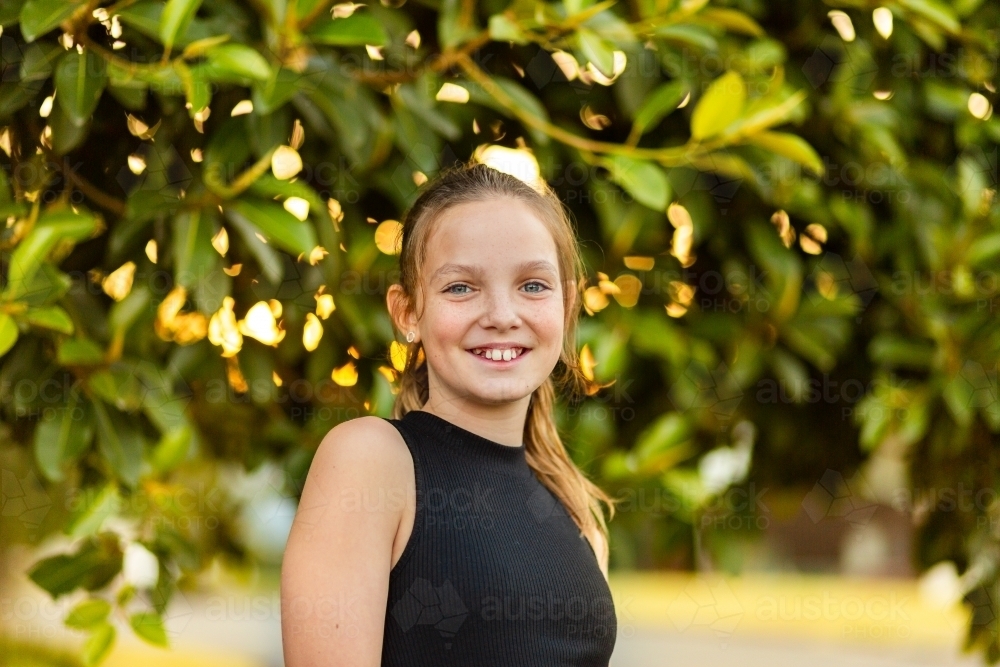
[467,347,530,363]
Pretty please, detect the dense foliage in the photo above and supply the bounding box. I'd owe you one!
[0,0,998,663]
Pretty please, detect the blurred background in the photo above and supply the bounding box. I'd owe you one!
[0,0,998,665]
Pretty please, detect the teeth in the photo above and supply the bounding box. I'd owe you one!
[473,347,523,360]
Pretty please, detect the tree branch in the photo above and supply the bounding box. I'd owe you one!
[59,159,127,217]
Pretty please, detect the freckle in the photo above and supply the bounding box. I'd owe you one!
[336,624,339,628]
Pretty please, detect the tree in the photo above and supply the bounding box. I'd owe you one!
[0,0,998,663]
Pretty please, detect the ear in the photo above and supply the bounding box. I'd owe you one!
[386,284,417,339]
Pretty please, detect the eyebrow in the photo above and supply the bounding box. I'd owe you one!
[430,260,559,282]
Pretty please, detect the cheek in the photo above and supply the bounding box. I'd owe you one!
[425,305,470,345]
[528,308,565,345]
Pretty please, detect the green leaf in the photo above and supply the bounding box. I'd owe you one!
[308,13,388,46]
[943,373,974,427]
[160,0,203,52]
[175,61,211,115]
[24,306,73,335]
[868,335,935,369]
[746,131,824,175]
[690,70,746,140]
[109,286,151,333]
[120,1,212,46]
[20,41,64,81]
[696,8,764,37]
[227,199,318,257]
[654,24,718,51]
[661,468,710,516]
[488,14,529,44]
[152,425,192,474]
[66,483,121,539]
[898,0,960,34]
[172,210,218,290]
[34,396,93,482]
[204,117,252,185]
[205,44,272,81]
[4,209,99,300]
[438,0,479,49]
[721,91,807,139]
[632,80,688,135]
[130,612,168,647]
[252,68,307,115]
[83,623,116,666]
[66,599,112,629]
[636,414,691,460]
[966,233,1000,266]
[577,27,615,77]
[93,401,144,488]
[54,49,108,125]
[19,0,80,42]
[0,0,26,25]
[632,412,693,470]
[48,101,91,154]
[28,536,123,598]
[604,155,670,211]
[57,338,105,365]
[224,208,283,284]
[0,313,18,357]
[180,34,231,59]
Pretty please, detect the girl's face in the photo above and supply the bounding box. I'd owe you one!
[411,197,570,410]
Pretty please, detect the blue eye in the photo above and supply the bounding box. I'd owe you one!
[446,284,471,294]
[523,281,550,293]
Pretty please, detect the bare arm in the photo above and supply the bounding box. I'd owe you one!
[281,417,412,667]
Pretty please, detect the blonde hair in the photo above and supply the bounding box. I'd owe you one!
[388,162,616,557]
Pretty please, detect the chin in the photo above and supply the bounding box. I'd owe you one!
[467,382,538,404]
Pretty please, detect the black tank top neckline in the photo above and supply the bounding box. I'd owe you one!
[402,409,526,464]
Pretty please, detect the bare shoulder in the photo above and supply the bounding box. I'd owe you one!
[287,415,413,542]
[312,415,411,475]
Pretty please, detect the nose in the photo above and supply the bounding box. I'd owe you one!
[479,288,522,331]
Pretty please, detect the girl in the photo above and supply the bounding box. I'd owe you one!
[281,162,617,666]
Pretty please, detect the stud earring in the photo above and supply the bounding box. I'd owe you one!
[406,331,415,343]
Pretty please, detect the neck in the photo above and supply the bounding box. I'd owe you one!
[419,396,530,448]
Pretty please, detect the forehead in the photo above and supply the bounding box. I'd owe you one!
[423,198,559,278]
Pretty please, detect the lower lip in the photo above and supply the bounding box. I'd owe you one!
[467,349,530,365]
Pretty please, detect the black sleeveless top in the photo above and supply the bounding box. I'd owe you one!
[380,410,617,666]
